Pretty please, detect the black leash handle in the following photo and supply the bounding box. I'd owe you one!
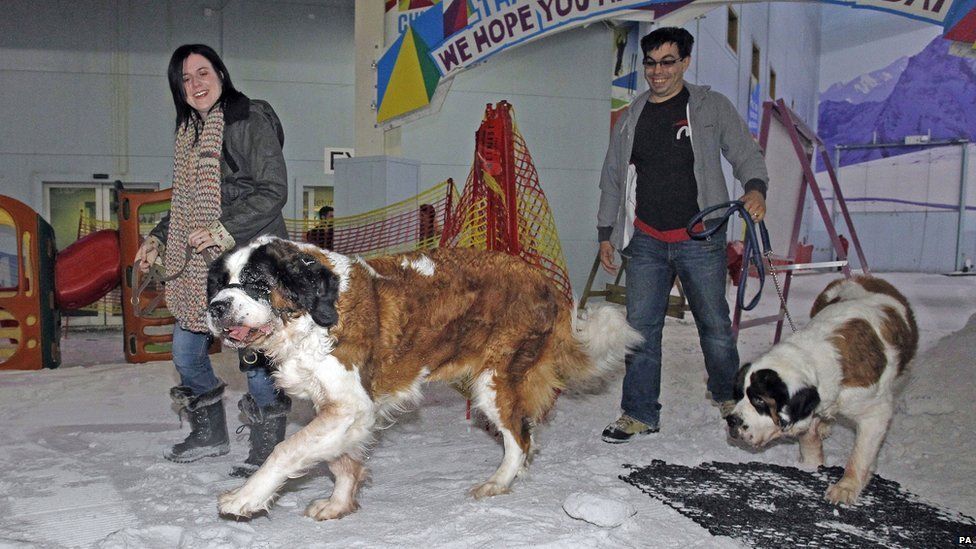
[131,245,217,317]
[686,201,771,311]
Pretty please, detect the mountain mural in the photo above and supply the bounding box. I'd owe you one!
[817,36,976,170]
[820,56,909,105]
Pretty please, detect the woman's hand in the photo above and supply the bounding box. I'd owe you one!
[188,228,218,254]
[134,238,159,274]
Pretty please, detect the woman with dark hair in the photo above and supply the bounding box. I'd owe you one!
[134,44,291,477]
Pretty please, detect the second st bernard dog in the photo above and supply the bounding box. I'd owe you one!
[205,236,642,520]
[725,276,917,505]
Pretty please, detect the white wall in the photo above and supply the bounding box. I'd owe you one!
[688,5,820,127]
[0,1,823,293]
[0,0,354,219]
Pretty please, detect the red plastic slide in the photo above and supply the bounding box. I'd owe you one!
[54,229,121,310]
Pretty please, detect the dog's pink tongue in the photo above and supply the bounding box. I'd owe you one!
[227,326,251,341]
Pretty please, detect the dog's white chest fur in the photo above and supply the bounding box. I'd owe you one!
[266,318,370,413]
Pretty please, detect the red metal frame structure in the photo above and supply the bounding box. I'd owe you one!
[736,99,870,343]
[474,101,521,255]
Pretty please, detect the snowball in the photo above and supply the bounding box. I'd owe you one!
[562,492,636,528]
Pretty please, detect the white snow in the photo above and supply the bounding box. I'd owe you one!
[563,491,637,528]
[0,272,972,548]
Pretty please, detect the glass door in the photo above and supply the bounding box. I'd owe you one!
[302,185,334,220]
[44,181,157,326]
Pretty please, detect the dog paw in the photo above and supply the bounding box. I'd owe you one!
[305,498,358,521]
[824,479,861,505]
[469,481,511,499]
[218,488,267,519]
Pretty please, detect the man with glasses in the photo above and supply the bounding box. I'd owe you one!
[596,27,769,443]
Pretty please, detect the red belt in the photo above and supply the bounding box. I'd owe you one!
[634,217,705,243]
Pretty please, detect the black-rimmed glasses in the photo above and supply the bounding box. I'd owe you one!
[642,57,684,69]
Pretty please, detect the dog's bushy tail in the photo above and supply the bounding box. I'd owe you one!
[552,303,642,387]
[516,302,641,422]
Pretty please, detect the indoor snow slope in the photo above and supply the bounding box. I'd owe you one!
[0,273,972,548]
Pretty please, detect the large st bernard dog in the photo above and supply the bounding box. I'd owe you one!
[725,276,917,505]
[205,236,641,520]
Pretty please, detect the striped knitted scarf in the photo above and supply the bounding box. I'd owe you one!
[165,107,224,332]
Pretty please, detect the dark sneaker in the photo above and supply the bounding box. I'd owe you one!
[719,400,737,419]
[601,415,658,443]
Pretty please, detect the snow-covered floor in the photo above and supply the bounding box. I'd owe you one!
[0,273,973,548]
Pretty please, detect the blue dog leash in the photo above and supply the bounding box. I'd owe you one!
[686,201,771,311]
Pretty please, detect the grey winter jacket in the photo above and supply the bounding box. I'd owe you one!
[597,82,768,251]
[150,94,288,249]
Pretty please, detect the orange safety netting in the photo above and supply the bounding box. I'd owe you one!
[284,180,456,257]
[75,179,457,316]
[442,101,572,301]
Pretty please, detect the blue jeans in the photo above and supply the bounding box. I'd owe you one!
[620,230,739,427]
[172,325,279,407]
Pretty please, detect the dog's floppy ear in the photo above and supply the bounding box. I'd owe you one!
[746,369,789,426]
[207,258,230,302]
[782,386,820,426]
[277,250,340,328]
[732,362,751,401]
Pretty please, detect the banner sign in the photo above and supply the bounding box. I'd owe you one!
[377,0,664,124]
[385,1,438,45]
[431,1,656,75]
[377,0,976,125]
[747,79,761,137]
[848,0,952,24]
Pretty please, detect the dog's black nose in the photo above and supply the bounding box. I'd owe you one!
[726,414,743,437]
[208,299,229,319]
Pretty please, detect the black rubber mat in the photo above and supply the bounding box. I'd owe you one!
[620,460,975,548]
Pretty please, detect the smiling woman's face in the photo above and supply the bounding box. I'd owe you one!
[182,53,223,115]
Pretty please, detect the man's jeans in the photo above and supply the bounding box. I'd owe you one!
[172,325,279,407]
[620,230,739,428]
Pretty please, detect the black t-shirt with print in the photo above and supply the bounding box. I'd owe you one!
[630,87,699,231]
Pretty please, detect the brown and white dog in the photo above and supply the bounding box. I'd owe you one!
[725,276,917,505]
[205,236,642,520]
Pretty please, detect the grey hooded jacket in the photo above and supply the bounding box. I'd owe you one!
[597,82,768,251]
[150,94,288,249]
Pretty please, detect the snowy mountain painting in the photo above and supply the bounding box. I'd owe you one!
[817,36,976,170]
[819,56,909,105]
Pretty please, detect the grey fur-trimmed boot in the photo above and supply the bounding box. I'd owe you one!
[229,393,291,478]
[164,383,230,463]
